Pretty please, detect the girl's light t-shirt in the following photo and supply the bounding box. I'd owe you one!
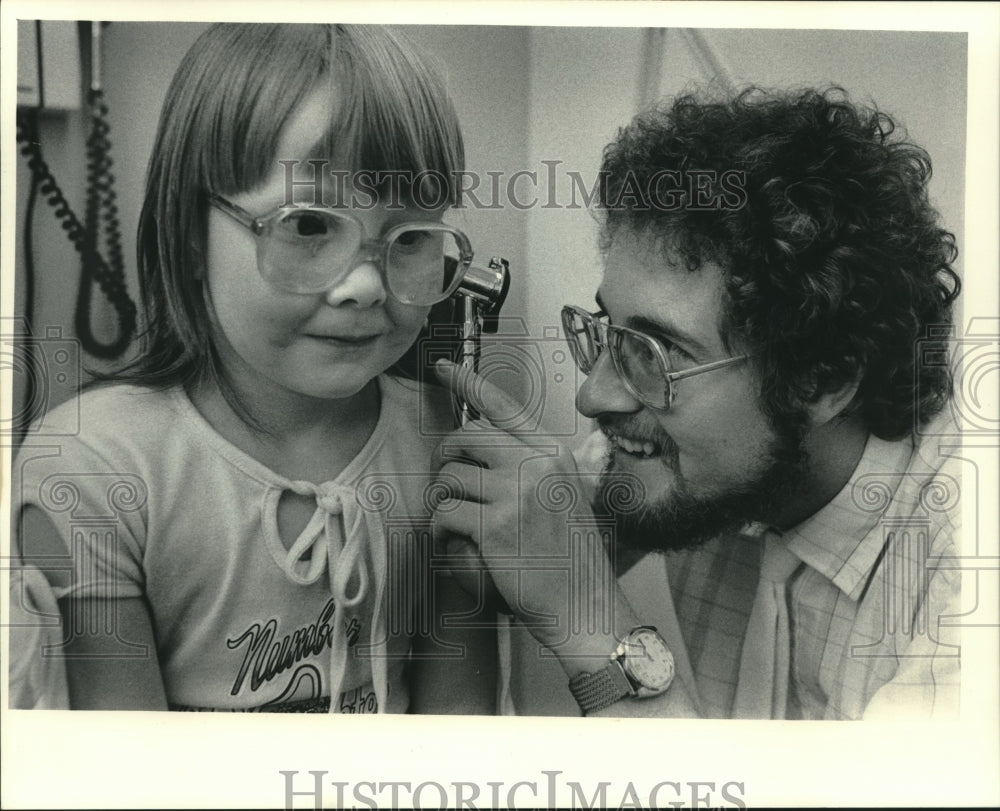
[14,375,456,712]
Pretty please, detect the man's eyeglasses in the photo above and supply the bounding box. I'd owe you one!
[561,304,748,410]
[207,194,474,306]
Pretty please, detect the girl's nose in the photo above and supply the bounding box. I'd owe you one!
[323,255,388,309]
[576,349,642,418]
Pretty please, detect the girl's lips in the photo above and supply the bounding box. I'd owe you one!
[304,333,384,352]
[307,333,381,343]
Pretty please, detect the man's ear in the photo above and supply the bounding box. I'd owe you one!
[804,374,862,428]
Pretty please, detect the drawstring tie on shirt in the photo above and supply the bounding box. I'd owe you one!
[267,480,389,713]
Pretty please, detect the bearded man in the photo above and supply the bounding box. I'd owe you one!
[433,86,962,720]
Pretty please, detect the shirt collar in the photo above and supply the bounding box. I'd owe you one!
[781,430,914,602]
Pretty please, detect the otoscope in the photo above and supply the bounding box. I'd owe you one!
[452,256,510,424]
[450,256,514,615]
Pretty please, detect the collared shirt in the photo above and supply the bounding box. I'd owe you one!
[505,412,961,719]
[666,410,961,720]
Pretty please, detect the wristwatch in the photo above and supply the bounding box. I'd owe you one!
[568,626,675,715]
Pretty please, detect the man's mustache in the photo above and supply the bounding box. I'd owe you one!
[596,415,670,446]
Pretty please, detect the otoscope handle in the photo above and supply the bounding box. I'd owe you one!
[456,256,508,424]
[459,296,482,425]
[452,257,514,615]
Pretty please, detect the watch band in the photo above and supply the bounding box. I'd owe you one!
[568,659,634,715]
[568,626,673,714]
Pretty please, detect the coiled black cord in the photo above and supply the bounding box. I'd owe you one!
[15,94,137,360]
[78,87,135,358]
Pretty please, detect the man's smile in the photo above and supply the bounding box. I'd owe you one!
[605,431,659,459]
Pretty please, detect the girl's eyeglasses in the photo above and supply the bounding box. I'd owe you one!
[207,193,474,306]
[560,304,748,410]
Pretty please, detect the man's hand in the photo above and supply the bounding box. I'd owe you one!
[431,359,701,717]
[431,359,636,666]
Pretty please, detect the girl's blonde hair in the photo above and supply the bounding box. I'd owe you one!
[124,24,464,400]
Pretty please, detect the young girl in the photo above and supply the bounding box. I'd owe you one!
[15,23,495,713]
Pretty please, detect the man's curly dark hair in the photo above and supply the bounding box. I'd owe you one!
[599,86,961,441]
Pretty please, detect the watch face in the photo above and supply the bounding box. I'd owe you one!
[624,628,675,691]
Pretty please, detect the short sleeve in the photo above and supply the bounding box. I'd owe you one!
[13,435,147,601]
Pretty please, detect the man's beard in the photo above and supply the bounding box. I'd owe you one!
[593,417,809,556]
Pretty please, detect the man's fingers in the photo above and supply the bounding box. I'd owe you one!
[431,427,492,472]
[432,419,531,472]
[431,498,481,542]
[434,359,528,430]
[433,462,486,504]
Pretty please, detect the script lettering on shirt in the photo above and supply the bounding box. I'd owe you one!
[345,617,361,647]
[337,685,379,714]
[227,598,337,695]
